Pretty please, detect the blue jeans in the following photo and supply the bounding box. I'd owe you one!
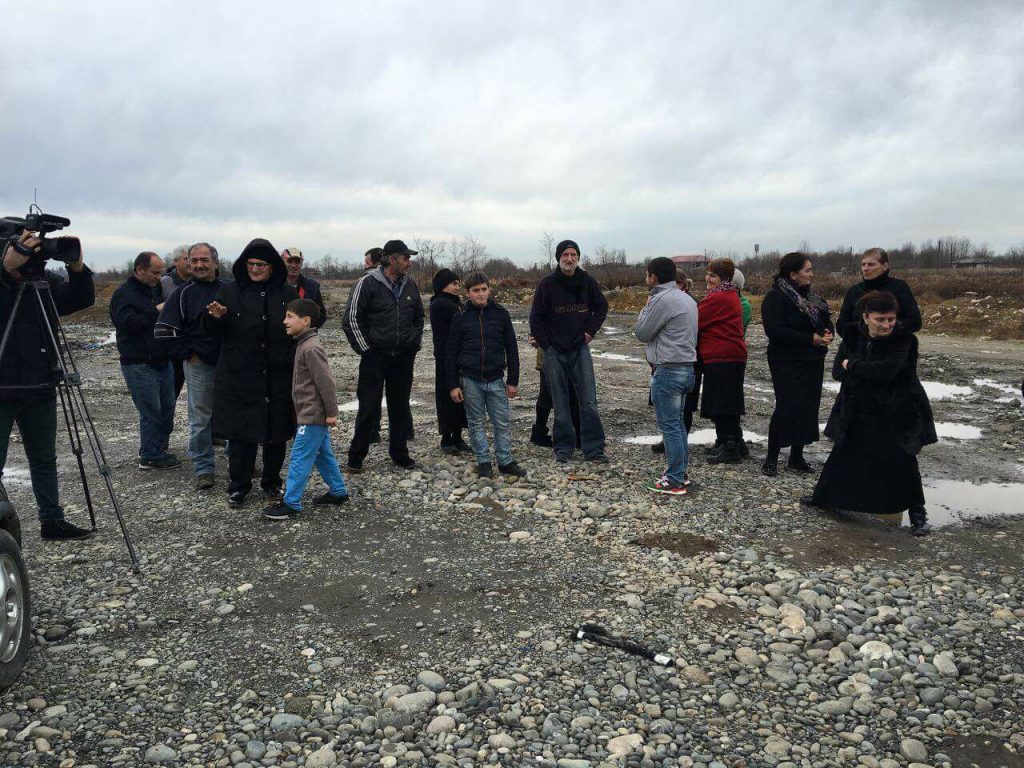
[651,364,695,484]
[184,360,216,476]
[121,362,175,461]
[461,377,514,466]
[283,425,348,510]
[543,346,605,457]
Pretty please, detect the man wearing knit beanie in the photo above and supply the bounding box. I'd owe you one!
[528,239,610,463]
[429,268,470,454]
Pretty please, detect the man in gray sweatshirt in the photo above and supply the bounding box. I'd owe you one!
[633,257,698,496]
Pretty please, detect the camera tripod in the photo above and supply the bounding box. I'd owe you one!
[0,277,140,569]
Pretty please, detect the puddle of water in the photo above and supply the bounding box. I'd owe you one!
[974,378,1022,403]
[919,480,1024,528]
[594,352,644,362]
[824,380,975,401]
[1,467,31,486]
[621,429,767,446]
[934,423,982,440]
[602,327,624,335]
[339,399,422,413]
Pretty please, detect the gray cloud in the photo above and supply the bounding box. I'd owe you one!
[2,0,1022,267]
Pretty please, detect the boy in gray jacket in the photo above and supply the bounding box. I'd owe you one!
[265,299,348,519]
[633,257,698,496]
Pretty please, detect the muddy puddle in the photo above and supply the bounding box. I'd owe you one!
[920,479,1024,528]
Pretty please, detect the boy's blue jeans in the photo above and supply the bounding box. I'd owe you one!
[650,363,695,484]
[461,377,513,466]
[283,425,348,510]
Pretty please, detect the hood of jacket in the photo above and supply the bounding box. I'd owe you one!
[231,239,286,288]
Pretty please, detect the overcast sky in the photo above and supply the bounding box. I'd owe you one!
[2,1,1022,269]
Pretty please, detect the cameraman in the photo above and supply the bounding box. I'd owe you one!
[0,230,95,540]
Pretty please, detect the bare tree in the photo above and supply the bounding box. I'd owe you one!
[414,238,447,277]
[539,231,556,268]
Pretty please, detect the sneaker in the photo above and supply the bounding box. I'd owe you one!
[587,453,610,464]
[787,457,815,474]
[555,452,571,464]
[260,484,283,498]
[41,519,93,540]
[498,461,527,478]
[346,460,364,474]
[312,491,349,506]
[529,430,553,448]
[707,441,742,464]
[703,441,724,456]
[263,501,300,520]
[392,455,416,470]
[477,462,493,478]
[196,474,215,490]
[227,491,246,507]
[910,522,931,537]
[646,477,688,496]
[453,439,474,455]
[139,454,182,470]
[761,461,778,477]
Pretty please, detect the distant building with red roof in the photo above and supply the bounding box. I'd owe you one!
[670,253,710,268]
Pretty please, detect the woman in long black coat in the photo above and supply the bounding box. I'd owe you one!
[204,239,298,505]
[429,268,469,454]
[836,247,921,349]
[804,290,937,535]
[760,252,834,476]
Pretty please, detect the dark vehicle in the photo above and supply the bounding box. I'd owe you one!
[0,481,30,690]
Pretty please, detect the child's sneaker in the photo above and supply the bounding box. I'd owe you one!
[646,476,688,496]
[263,501,300,520]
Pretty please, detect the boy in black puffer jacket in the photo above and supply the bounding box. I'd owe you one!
[446,274,525,479]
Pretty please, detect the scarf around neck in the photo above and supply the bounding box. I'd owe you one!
[776,276,825,329]
[706,281,738,298]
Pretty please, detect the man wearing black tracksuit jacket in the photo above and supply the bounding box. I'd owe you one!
[342,240,424,471]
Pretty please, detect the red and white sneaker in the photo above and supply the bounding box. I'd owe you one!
[646,476,688,495]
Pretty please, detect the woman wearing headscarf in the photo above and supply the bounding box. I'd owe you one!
[804,290,936,536]
[204,239,299,507]
[761,252,834,476]
[429,268,470,454]
[836,247,921,352]
[698,258,748,464]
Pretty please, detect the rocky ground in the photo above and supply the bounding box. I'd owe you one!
[1,298,1022,768]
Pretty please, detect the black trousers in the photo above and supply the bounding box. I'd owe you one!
[227,440,287,494]
[172,359,185,399]
[713,415,742,443]
[534,369,581,445]
[434,359,466,441]
[349,350,415,463]
[0,396,63,523]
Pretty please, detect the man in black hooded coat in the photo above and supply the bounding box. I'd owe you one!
[203,239,299,505]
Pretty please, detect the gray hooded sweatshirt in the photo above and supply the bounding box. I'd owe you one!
[633,282,698,366]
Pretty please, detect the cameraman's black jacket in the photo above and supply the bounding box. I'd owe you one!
[342,267,424,356]
[109,275,169,365]
[0,262,95,402]
[201,240,298,445]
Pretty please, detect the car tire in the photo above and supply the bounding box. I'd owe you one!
[0,529,31,691]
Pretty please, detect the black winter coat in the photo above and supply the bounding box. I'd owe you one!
[529,268,608,353]
[824,325,937,457]
[291,273,327,327]
[342,267,424,356]
[429,292,461,362]
[202,239,298,444]
[155,278,224,365]
[110,275,169,365]
[446,299,520,390]
[836,273,921,346]
[0,263,95,401]
[761,283,833,362]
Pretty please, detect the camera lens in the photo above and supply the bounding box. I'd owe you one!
[42,236,81,264]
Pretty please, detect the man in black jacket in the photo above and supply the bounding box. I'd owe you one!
[155,242,224,489]
[0,230,95,540]
[342,239,424,471]
[282,247,327,327]
[528,239,609,463]
[161,244,191,398]
[110,252,180,470]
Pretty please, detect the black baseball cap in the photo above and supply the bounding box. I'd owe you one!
[382,239,418,256]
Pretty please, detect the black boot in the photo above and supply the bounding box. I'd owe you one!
[707,440,742,464]
[530,426,553,447]
[651,440,665,454]
[703,440,724,456]
[908,506,931,536]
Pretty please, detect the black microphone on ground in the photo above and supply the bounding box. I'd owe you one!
[573,623,675,667]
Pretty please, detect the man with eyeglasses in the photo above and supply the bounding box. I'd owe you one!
[204,240,298,507]
[155,242,225,489]
[343,240,424,471]
[282,247,326,327]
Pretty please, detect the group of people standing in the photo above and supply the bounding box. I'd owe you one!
[100,236,936,530]
[634,246,934,534]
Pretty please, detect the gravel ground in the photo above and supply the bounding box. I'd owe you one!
[1,299,1022,768]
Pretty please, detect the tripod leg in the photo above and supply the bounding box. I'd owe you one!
[55,383,97,530]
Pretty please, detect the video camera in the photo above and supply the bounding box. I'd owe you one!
[1,205,81,276]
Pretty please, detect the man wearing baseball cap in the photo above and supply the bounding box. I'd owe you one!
[342,240,424,471]
[282,247,327,327]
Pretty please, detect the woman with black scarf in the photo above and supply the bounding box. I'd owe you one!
[836,247,921,351]
[760,252,834,477]
[805,290,936,535]
[429,268,469,454]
